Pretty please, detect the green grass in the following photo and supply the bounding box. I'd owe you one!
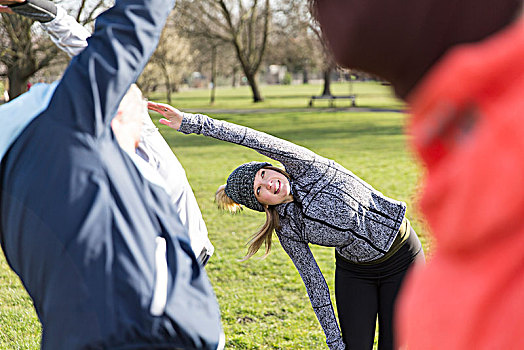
[0,253,41,348]
[0,82,428,349]
[147,80,405,111]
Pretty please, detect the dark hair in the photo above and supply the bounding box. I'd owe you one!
[308,0,319,21]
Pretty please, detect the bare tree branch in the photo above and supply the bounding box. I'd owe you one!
[75,0,88,22]
[0,0,110,97]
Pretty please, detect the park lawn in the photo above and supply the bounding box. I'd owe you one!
[0,82,428,349]
[147,81,405,111]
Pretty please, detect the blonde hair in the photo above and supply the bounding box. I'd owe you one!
[215,184,243,213]
[242,205,280,261]
[215,164,291,260]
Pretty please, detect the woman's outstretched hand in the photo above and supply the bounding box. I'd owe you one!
[147,101,183,130]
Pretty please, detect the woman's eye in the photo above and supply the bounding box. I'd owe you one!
[261,171,265,178]
[257,187,261,196]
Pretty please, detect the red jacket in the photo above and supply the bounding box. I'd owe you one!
[397,16,524,350]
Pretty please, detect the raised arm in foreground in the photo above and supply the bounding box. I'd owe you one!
[49,0,174,136]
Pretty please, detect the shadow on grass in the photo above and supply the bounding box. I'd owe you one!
[160,119,405,151]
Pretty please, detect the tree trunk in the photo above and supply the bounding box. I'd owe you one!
[245,71,263,103]
[302,69,309,84]
[7,67,29,99]
[231,66,238,88]
[321,67,332,97]
[166,84,172,104]
[2,14,62,100]
[160,62,172,104]
[222,0,269,103]
[210,45,217,104]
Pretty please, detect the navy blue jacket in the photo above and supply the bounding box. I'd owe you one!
[0,0,222,348]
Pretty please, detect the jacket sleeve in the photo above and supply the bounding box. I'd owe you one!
[277,229,346,350]
[41,1,215,265]
[40,6,91,58]
[178,112,325,176]
[137,119,214,264]
[46,0,174,137]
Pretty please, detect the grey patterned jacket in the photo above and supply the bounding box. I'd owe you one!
[179,113,406,350]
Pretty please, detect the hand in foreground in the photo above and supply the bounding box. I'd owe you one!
[0,0,23,13]
[0,0,24,4]
[1,0,57,22]
[147,101,183,130]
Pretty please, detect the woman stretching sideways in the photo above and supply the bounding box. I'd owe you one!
[149,102,425,350]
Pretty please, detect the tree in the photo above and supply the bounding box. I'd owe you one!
[188,37,238,103]
[267,22,324,85]
[0,14,59,98]
[0,0,109,99]
[308,12,337,97]
[267,0,334,93]
[138,22,194,103]
[175,0,271,103]
[268,0,322,84]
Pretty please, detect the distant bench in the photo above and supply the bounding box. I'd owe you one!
[308,95,356,108]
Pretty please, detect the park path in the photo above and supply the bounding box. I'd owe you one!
[182,106,406,115]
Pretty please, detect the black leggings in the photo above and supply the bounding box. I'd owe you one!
[335,229,425,350]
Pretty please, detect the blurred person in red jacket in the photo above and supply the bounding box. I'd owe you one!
[309,0,524,349]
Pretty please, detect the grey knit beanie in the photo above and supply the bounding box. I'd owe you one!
[225,161,272,212]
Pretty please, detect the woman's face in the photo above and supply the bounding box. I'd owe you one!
[253,168,293,207]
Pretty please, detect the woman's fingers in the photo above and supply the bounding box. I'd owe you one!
[147,101,176,115]
[147,101,165,112]
[147,101,183,119]
[147,102,183,130]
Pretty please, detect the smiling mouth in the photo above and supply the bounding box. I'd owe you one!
[275,180,281,195]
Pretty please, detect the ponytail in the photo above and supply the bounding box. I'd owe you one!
[215,184,243,213]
